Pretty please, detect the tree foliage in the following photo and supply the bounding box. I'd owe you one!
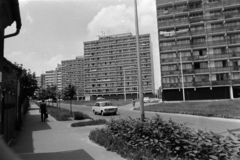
[63,84,76,100]
[20,68,38,99]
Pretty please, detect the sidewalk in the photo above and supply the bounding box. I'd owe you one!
[11,102,125,160]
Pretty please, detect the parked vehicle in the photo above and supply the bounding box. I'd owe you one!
[143,97,150,103]
[92,101,118,116]
[96,97,105,100]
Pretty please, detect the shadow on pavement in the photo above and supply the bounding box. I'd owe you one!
[20,149,94,160]
[11,114,52,154]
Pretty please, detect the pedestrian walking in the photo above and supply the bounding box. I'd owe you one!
[132,99,135,108]
[39,100,48,122]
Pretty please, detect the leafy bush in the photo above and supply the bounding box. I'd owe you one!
[89,115,240,160]
[73,111,91,120]
[71,119,107,127]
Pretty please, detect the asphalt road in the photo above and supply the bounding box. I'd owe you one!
[55,102,240,135]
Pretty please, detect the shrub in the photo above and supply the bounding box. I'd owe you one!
[89,115,240,160]
[73,111,91,120]
[71,119,107,127]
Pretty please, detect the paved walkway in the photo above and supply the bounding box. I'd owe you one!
[11,103,125,160]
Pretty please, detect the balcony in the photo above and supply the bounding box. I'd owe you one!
[194,68,210,74]
[230,52,240,58]
[227,38,240,45]
[231,65,240,71]
[206,27,226,34]
[232,79,240,85]
[160,45,177,51]
[212,80,231,86]
[210,67,231,73]
[204,1,222,9]
[161,70,179,76]
[209,53,229,60]
[161,58,179,63]
[162,83,180,89]
[183,69,194,74]
[194,81,211,87]
[208,40,226,46]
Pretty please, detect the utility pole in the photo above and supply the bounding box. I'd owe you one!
[134,0,145,121]
[179,52,185,101]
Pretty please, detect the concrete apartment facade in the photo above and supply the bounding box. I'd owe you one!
[156,0,240,101]
[84,33,154,100]
[61,56,84,100]
[45,70,55,87]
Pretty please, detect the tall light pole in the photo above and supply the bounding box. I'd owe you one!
[123,68,127,102]
[134,0,145,121]
[179,52,185,101]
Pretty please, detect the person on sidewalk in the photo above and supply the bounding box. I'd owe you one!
[132,99,135,109]
[39,100,47,122]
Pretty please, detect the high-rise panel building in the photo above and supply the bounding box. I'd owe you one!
[156,0,240,101]
[61,56,84,99]
[84,33,154,100]
[45,70,55,87]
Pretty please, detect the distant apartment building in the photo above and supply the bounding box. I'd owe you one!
[56,64,62,91]
[156,0,240,101]
[61,56,84,99]
[36,76,41,88]
[83,33,154,100]
[45,70,55,87]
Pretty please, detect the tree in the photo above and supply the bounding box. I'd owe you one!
[63,84,76,116]
[19,69,38,100]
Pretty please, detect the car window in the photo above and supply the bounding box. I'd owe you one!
[95,103,99,107]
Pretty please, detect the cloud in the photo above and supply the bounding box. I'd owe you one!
[26,12,33,23]
[87,0,160,88]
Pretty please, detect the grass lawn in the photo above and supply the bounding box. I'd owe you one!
[71,119,107,127]
[142,99,240,119]
[62,99,133,107]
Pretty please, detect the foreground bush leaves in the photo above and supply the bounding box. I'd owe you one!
[89,115,240,160]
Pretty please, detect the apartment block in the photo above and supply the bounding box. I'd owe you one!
[45,70,55,87]
[84,33,154,100]
[61,56,84,99]
[156,0,240,101]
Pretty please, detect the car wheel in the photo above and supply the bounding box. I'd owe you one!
[93,110,96,114]
[101,111,105,116]
[113,112,117,115]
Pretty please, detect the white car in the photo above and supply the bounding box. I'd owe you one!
[96,97,105,100]
[143,97,150,103]
[92,101,118,116]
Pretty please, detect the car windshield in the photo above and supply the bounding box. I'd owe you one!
[100,102,112,106]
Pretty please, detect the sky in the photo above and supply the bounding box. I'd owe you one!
[4,0,160,89]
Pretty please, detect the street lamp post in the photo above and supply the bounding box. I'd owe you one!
[179,52,185,101]
[134,0,145,121]
[123,68,127,102]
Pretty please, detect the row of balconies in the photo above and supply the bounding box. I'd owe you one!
[161,66,240,76]
[85,60,151,68]
[84,87,152,94]
[84,36,150,47]
[160,39,240,52]
[84,41,150,49]
[84,45,150,54]
[158,11,240,28]
[84,72,151,81]
[161,52,240,64]
[157,0,240,12]
[162,79,240,89]
[84,53,149,62]
[159,25,240,40]
[84,67,151,75]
